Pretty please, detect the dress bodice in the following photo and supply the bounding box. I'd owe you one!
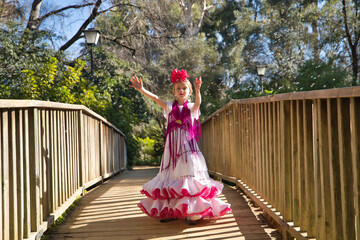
[161,101,201,170]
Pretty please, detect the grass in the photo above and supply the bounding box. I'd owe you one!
[41,191,87,240]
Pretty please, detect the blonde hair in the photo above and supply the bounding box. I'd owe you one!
[172,79,193,95]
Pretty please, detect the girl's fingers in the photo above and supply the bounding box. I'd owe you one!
[131,75,140,82]
[130,75,143,90]
[194,77,202,88]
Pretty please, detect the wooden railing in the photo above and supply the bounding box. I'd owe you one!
[0,100,127,240]
[200,87,360,240]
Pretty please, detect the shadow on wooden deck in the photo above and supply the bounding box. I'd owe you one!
[48,167,282,240]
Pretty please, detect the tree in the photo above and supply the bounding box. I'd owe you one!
[340,0,360,86]
[294,60,348,91]
[0,0,24,23]
[79,46,151,166]
[0,23,56,98]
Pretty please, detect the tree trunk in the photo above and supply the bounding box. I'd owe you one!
[26,0,42,30]
[179,0,213,37]
[342,0,359,86]
[311,0,320,64]
[351,46,358,86]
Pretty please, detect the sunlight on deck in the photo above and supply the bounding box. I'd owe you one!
[50,167,281,240]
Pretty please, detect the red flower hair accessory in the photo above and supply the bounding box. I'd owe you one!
[171,69,189,83]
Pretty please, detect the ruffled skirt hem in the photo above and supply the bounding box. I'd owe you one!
[140,185,219,200]
[141,176,224,200]
[138,202,231,220]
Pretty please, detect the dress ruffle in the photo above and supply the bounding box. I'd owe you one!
[139,174,231,220]
[140,177,223,200]
[138,196,231,220]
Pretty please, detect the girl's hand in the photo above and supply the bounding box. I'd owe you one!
[194,76,202,91]
[129,75,144,92]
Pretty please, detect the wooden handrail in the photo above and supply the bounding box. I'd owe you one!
[203,86,360,124]
[0,100,127,240]
[200,86,360,240]
[0,100,125,137]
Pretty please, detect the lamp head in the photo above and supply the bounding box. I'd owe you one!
[84,28,101,45]
[257,65,266,76]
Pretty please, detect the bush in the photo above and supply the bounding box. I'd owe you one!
[134,136,161,166]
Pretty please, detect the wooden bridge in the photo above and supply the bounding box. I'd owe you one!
[48,166,281,240]
[1,86,360,240]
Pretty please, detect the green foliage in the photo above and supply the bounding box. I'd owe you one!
[135,136,160,166]
[0,23,56,98]
[41,196,82,240]
[83,47,152,166]
[293,60,349,91]
[228,81,263,99]
[0,25,147,167]
[143,35,228,117]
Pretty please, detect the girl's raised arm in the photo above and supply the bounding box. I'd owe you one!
[129,75,167,110]
[192,76,202,114]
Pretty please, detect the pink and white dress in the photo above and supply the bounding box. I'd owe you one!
[138,100,231,220]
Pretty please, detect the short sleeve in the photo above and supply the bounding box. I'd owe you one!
[163,101,172,118]
[188,103,200,119]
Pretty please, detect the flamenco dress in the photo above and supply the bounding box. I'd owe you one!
[138,100,231,220]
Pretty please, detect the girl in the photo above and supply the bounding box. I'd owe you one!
[129,69,231,225]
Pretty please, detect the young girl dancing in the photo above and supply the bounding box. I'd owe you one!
[129,69,231,225]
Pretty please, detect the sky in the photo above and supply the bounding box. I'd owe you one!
[23,0,99,59]
[42,1,93,59]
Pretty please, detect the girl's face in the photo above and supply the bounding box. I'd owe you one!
[173,81,191,102]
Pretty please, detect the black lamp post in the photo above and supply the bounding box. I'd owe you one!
[257,65,266,94]
[84,28,100,83]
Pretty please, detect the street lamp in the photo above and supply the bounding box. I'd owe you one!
[84,28,101,83]
[257,65,266,94]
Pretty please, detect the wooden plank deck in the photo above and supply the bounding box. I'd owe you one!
[49,167,282,240]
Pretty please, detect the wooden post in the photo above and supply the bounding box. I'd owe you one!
[10,110,18,240]
[78,110,84,190]
[0,110,2,240]
[302,100,315,237]
[29,108,40,232]
[255,103,261,196]
[1,110,9,240]
[318,99,331,239]
[281,101,292,222]
[350,97,360,240]
[23,109,31,238]
[16,110,24,240]
[327,98,343,239]
[296,100,304,228]
[41,110,49,221]
[99,121,103,179]
[263,103,268,201]
[338,98,356,240]
[290,101,299,226]
[268,102,274,206]
[313,99,325,239]
[275,102,281,211]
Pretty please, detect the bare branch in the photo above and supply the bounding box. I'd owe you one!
[97,2,140,14]
[35,3,94,28]
[59,0,103,52]
[102,34,137,55]
[342,0,353,47]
